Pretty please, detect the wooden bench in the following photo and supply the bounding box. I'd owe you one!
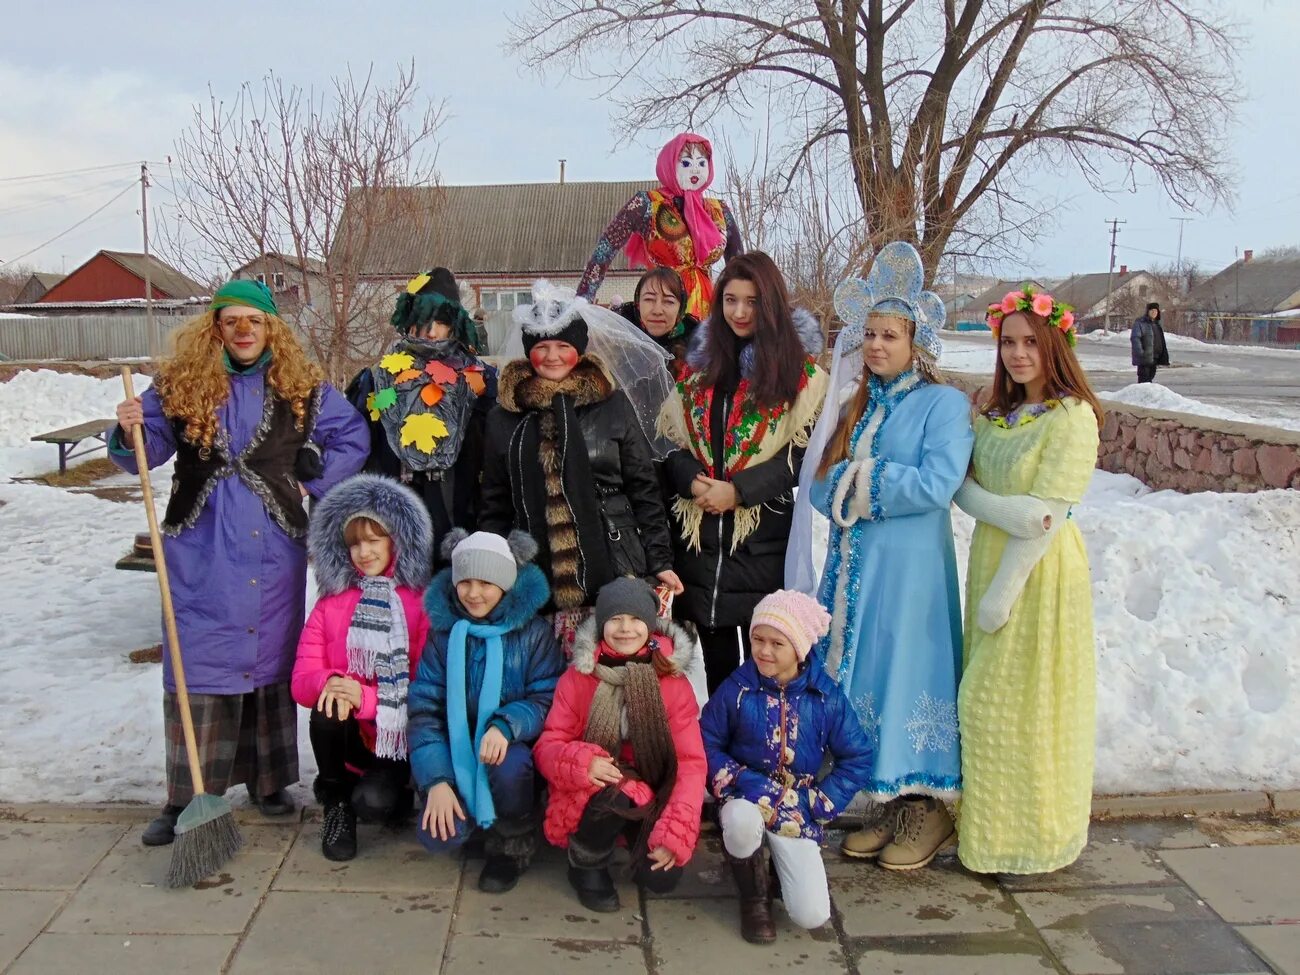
[30,418,115,474]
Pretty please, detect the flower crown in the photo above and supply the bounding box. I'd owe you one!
[986,285,1077,347]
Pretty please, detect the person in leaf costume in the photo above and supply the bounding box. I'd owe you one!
[346,268,497,561]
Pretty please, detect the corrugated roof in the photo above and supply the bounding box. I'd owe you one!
[968,279,1045,312]
[334,181,656,276]
[30,272,65,288]
[232,252,328,277]
[100,251,208,298]
[1052,270,1146,314]
[1186,255,1300,313]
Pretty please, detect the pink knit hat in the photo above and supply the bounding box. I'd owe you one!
[749,590,832,661]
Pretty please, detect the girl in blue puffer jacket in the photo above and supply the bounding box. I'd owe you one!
[701,589,874,943]
[408,529,564,894]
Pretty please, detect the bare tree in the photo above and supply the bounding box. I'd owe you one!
[160,63,445,382]
[0,265,33,305]
[511,1,1239,277]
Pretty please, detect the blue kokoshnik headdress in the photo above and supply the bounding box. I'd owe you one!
[832,241,945,361]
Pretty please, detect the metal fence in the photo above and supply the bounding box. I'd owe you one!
[0,314,193,361]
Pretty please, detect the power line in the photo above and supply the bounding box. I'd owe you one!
[0,181,138,266]
[0,162,142,185]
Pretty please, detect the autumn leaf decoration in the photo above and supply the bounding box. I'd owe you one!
[424,360,458,384]
[380,352,415,374]
[400,412,449,453]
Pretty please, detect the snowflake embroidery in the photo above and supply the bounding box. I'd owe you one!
[852,692,881,750]
[904,692,959,754]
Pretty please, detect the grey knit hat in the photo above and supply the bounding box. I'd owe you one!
[450,531,518,591]
[595,577,659,635]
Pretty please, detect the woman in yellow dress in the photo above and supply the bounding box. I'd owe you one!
[954,287,1103,874]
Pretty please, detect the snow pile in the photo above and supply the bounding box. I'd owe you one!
[0,369,151,480]
[1102,382,1300,432]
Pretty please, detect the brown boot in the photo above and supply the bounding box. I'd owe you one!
[878,797,956,871]
[727,848,777,944]
[840,798,901,859]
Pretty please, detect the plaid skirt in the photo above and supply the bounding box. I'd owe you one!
[163,682,299,805]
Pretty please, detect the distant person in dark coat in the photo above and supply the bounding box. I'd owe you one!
[1130,302,1170,383]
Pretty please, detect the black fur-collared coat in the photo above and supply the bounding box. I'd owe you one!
[478,355,674,610]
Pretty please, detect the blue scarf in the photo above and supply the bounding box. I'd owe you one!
[446,618,509,828]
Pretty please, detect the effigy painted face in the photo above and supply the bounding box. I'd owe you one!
[677,144,711,190]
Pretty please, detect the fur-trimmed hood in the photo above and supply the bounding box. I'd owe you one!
[497,354,615,413]
[685,306,824,376]
[308,473,433,596]
[423,561,551,633]
[569,614,701,677]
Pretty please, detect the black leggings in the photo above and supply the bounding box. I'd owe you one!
[309,709,412,823]
[696,625,753,697]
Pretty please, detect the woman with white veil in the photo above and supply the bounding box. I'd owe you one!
[483,281,683,652]
[787,242,973,872]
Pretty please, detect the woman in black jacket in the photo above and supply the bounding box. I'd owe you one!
[615,267,700,380]
[479,283,683,640]
[657,252,829,693]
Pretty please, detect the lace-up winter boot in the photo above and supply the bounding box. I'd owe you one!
[878,797,955,871]
[321,798,357,862]
[840,798,902,859]
[727,848,777,944]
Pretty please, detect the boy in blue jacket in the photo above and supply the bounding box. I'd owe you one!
[408,529,563,893]
[701,589,874,943]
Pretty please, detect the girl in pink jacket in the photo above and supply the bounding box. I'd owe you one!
[292,474,432,861]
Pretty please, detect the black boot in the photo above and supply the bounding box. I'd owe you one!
[141,804,183,847]
[315,777,357,861]
[478,855,522,893]
[567,865,620,913]
[321,798,357,862]
[727,848,777,944]
[250,786,296,817]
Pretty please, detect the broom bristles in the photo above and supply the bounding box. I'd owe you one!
[165,794,243,889]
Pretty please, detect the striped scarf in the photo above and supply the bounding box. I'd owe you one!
[346,575,410,759]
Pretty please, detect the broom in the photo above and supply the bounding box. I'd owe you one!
[120,367,243,887]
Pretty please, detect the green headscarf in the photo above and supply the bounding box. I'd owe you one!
[210,279,279,318]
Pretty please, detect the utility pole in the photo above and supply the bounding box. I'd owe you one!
[140,162,157,359]
[1104,218,1126,333]
[1170,217,1193,292]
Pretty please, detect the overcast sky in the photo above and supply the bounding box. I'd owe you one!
[2,1,1295,282]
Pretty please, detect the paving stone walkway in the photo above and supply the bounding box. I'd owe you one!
[1,806,1297,974]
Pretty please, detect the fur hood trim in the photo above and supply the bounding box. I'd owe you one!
[569,614,701,677]
[308,473,433,596]
[423,562,551,633]
[497,354,615,413]
[685,306,823,374]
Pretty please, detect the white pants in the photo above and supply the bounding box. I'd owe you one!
[719,798,831,929]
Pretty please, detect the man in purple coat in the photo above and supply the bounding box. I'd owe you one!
[112,280,369,846]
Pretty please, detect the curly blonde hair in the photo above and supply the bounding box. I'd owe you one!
[155,310,324,453]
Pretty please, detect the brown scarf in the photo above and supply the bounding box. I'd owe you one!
[583,646,678,860]
[498,356,616,608]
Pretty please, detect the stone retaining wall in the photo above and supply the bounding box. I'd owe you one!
[948,373,1300,493]
[1097,404,1300,492]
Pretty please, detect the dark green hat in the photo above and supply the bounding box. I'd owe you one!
[390,267,477,349]
[210,279,279,318]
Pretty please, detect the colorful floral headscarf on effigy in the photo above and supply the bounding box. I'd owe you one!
[625,133,726,272]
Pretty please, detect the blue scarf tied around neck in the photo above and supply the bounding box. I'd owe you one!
[445,618,509,829]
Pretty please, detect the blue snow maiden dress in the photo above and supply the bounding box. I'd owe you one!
[810,371,973,801]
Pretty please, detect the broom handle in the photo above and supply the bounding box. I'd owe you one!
[121,368,206,795]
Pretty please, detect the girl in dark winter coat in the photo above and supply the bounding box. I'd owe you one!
[657,252,829,693]
[535,578,706,914]
[292,474,434,862]
[701,590,874,943]
[409,529,564,893]
[615,267,701,379]
[479,282,683,645]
